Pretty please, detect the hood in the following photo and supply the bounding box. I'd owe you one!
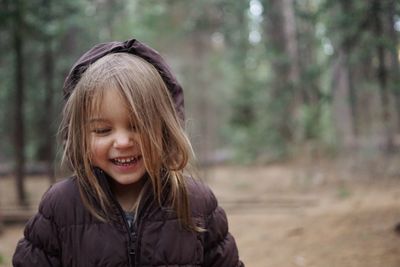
[62,38,184,122]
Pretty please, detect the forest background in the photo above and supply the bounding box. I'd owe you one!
[1,0,400,266]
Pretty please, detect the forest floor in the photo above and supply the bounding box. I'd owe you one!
[1,156,400,267]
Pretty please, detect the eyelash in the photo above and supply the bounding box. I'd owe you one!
[92,128,111,134]
[91,126,137,135]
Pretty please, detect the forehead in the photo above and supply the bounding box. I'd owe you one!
[89,88,131,120]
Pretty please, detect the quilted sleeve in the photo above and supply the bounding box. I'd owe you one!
[12,186,61,267]
[203,191,245,267]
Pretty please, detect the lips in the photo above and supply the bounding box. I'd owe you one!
[111,155,142,166]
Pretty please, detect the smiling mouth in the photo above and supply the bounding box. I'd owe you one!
[111,156,142,166]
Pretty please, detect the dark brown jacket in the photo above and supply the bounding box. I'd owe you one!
[13,169,244,267]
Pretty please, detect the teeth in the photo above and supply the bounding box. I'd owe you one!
[113,156,138,164]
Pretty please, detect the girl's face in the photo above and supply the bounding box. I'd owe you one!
[89,88,146,187]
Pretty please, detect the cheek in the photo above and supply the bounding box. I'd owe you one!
[133,134,143,152]
[89,138,108,162]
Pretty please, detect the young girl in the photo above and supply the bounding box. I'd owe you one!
[13,38,244,267]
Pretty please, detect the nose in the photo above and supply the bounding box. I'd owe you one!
[113,131,134,148]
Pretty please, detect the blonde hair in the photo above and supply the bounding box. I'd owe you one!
[60,53,197,230]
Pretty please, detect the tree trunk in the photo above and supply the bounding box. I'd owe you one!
[387,0,400,134]
[13,0,27,206]
[263,0,301,142]
[42,0,55,183]
[188,31,213,168]
[42,42,55,183]
[337,0,359,137]
[332,49,356,148]
[282,0,300,85]
[296,0,326,140]
[372,0,395,152]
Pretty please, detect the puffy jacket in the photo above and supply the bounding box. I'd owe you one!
[13,169,244,267]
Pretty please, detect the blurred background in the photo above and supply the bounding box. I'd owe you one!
[1,0,400,266]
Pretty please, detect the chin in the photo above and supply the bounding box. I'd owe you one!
[112,172,146,185]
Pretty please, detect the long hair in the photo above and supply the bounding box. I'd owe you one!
[59,53,197,230]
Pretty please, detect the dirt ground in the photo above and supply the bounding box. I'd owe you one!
[1,160,400,267]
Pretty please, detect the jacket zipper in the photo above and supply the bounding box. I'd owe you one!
[97,169,137,267]
[109,186,153,267]
[128,219,137,266]
[112,198,137,267]
[96,169,153,267]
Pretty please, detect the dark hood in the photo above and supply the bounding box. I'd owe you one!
[62,38,184,122]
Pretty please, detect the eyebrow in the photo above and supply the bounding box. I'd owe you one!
[89,118,108,123]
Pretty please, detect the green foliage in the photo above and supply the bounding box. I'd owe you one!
[1,0,399,166]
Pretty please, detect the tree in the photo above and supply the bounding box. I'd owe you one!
[12,0,27,206]
[386,0,400,133]
[261,0,301,152]
[371,0,395,152]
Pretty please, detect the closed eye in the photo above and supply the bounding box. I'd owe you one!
[92,128,111,135]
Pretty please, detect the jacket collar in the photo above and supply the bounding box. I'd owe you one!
[92,167,157,220]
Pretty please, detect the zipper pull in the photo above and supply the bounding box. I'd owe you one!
[129,230,137,265]
[129,244,136,266]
